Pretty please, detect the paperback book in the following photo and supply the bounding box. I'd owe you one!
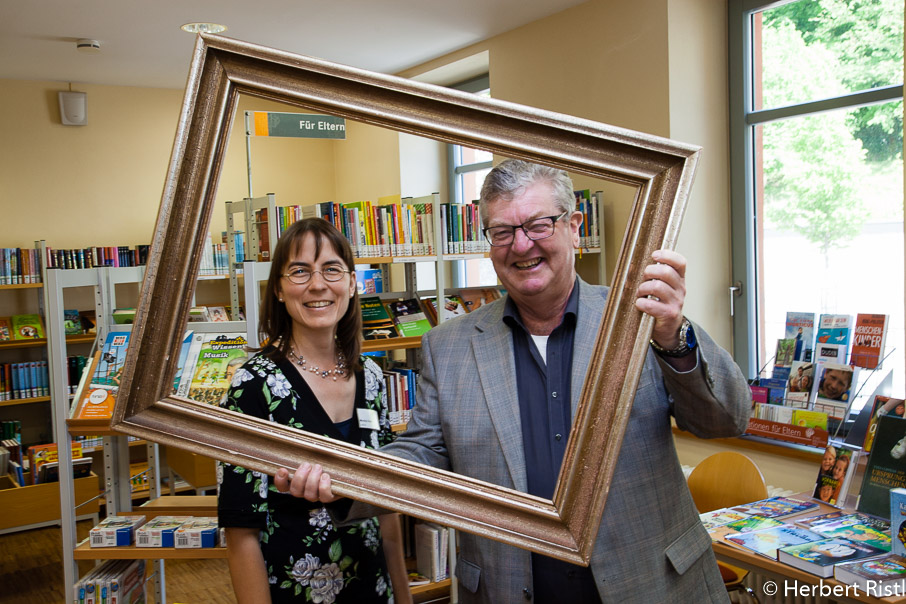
[360,296,399,340]
[785,311,816,362]
[864,396,906,453]
[891,488,906,557]
[387,298,432,337]
[811,521,892,552]
[182,333,248,406]
[816,313,853,359]
[699,508,751,531]
[851,313,890,370]
[813,362,859,421]
[812,444,859,507]
[707,515,784,542]
[785,360,816,406]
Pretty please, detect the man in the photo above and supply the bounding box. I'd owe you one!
[278,159,751,602]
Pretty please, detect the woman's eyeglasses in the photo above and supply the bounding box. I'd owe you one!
[282,266,350,285]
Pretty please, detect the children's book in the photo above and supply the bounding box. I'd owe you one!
[27,441,83,484]
[785,311,816,362]
[174,517,220,548]
[725,524,823,559]
[759,377,787,406]
[171,330,196,393]
[63,309,83,335]
[851,313,890,370]
[136,516,191,548]
[206,306,229,322]
[859,414,906,519]
[89,515,146,547]
[386,298,432,337]
[458,287,501,312]
[812,444,859,508]
[707,515,784,542]
[11,314,44,339]
[184,333,248,406]
[360,296,399,340]
[729,496,819,519]
[811,522,892,551]
[699,508,752,531]
[794,511,851,530]
[835,553,906,594]
[356,268,384,294]
[91,332,130,389]
[778,537,888,577]
[0,317,10,341]
[111,308,136,324]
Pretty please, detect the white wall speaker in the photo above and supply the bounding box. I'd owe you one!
[58,91,87,126]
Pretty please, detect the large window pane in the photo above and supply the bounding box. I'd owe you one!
[756,0,904,110]
[758,101,904,394]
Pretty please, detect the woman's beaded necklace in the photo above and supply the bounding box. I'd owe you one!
[288,345,347,381]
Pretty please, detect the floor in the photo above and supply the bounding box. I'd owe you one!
[0,519,236,604]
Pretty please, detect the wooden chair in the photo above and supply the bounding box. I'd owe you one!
[687,451,769,604]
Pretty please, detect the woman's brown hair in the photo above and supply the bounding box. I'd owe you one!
[256,217,362,375]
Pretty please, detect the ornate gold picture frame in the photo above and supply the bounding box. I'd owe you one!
[110,34,699,565]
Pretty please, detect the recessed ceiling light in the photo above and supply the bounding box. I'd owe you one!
[181,22,228,35]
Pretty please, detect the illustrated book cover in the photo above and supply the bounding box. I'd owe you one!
[422,295,468,324]
[785,311,816,362]
[813,444,860,508]
[811,521,892,552]
[891,488,906,557]
[725,524,823,559]
[816,313,853,357]
[785,360,816,407]
[10,314,44,339]
[386,298,432,337]
[835,553,906,594]
[813,362,859,422]
[729,496,819,519]
[183,333,248,406]
[360,296,399,340]
[778,537,888,577]
[864,396,906,453]
[851,313,890,370]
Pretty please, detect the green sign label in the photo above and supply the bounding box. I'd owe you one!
[250,111,346,139]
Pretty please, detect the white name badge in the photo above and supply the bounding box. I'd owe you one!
[357,408,380,431]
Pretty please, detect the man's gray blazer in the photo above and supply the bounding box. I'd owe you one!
[362,278,751,603]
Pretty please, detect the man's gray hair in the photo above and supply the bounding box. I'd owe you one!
[479,159,575,225]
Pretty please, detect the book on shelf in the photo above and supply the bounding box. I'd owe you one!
[360,296,399,340]
[891,488,906,557]
[26,441,83,485]
[414,521,449,582]
[812,443,859,507]
[725,524,823,559]
[851,313,890,370]
[179,333,249,406]
[758,377,787,406]
[135,516,192,548]
[0,247,42,285]
[355,268,384,295]
[0,316,10,341]
[171,330,196,393]
[10,314,45,339]
[816,313,853,358]
[863,396,906,453]
[89,515,147,547]
[785,311,816,362]
[387,299,432,337]
[458,287,501,313]
[74,558,146,604]
[63,309,83,335]
[774,338,796,368]
[813,362,859,422]
[815,342,848,364]
[206,306,230,322]
[835,553,906,595]
[778,537,888,577]
[174,517,220,548]
[111,308,136,324]
[75,332,130,415]
[36,456,93,483]
[785,360,816,406]
[422,295,468,325]
[859,414,906,519]
[1,360,49,400]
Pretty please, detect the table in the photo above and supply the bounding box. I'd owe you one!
[711,494,906,604]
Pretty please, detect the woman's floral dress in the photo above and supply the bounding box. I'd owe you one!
[217,354,396,603]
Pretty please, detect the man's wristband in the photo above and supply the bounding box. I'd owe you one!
[649,317,697,358]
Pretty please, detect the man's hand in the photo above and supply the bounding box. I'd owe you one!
[274,462,339,503]
[635,249,686,348]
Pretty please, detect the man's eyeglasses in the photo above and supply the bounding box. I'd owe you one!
[482,211,569,247]
[282,266,350,285]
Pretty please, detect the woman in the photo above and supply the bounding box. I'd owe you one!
[218,218,411,603]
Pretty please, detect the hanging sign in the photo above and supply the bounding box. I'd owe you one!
[249,111,346,139]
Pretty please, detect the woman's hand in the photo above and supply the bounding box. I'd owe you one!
[274,462,339,503]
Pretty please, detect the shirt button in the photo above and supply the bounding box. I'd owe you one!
[552,391,558,398]
[555,434,562,441]
[523,587,533,600]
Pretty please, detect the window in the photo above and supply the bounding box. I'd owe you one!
[730,0,904,399]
